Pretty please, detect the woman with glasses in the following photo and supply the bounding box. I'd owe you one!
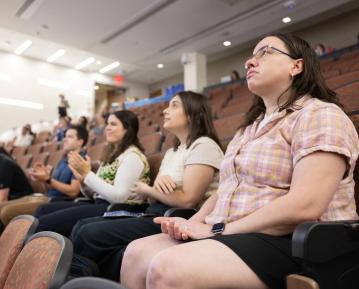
[121,33,359,289]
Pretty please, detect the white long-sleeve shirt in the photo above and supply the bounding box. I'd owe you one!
[81,152,145,204]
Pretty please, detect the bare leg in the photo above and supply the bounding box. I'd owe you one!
[146,239,268,289]
[121,233,180,289]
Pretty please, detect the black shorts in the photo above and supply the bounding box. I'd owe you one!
[209,233,301,289]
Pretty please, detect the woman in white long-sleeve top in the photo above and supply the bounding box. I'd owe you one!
[34,110,150,237]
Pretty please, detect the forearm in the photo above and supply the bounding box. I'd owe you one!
[190,193,218,222]
[49,179,80,198]
[147,187,199,208]
[0,189,9,202]
[224,194,312,236]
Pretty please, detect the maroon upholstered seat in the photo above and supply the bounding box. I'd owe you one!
[0,215,38,289]
[3,231,72,289]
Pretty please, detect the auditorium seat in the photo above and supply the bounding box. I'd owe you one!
[43,142,60,154]
[138,124,159,137]
[0,215,38,289]
[30,151,50,167]
[88,142,107,162]
[336,81,359,110]
[60,277,127,289]
[2,231,72,289]
[326,70,359,89]
[47,150,65,169]
[26,143,44,157]
[140,133,162,155]
[11,146,27,160]
[161,132,175,152]
[147,152,165,184]
[16,154,33,170]
[214,113,245,142]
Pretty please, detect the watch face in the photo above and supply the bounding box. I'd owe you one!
[212,222,225,234]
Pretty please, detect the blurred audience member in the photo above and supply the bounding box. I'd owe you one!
[314,43,326,56]
[230,70,240,81]
[58,94,70,118]
[13,124,35,147]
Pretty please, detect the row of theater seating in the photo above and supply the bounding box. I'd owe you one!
[0,214,126,289]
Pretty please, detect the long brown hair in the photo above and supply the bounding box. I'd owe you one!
[102,110,143,164]
[172,91,222,151]
[241,33,342,129]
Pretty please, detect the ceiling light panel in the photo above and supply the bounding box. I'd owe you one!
[14,40,32,55]
[99,62,120,73]
[47,49,66,62]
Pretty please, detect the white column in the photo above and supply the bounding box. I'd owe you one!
[183,52,207,92]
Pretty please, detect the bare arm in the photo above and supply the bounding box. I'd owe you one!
[223,151,347,236]
[49,179,81,198]
[0,188,9,202]
[190,193,218,222]
[145,164,216,208]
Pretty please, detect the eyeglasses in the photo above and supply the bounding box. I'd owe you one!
[245,45,296,69]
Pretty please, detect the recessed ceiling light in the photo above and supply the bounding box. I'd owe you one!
[14,40,32,55]
[157,63,164,69]
[99,61,120,74]
[223,41,231,47]
[94,85,100,90]
[47,49,66,63]
[0,97,43,110]
[75,57,95,70]
[282,17,291,23]
[96,60,102,65]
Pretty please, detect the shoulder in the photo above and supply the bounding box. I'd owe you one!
[189,136,221,149]
[295,98,354,131]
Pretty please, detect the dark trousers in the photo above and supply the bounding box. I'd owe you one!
[34,199,109,237]
[71,216,161,281]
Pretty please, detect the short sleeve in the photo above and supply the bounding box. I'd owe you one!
[0,158,13,189]
[185,137,224,169]
[292,105,359,172]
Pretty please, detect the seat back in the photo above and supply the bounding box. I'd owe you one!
[60,277,126,289]
[147,152,165,185]
[0,215,38,289]
[3,231,73,289]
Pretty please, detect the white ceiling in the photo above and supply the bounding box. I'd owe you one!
[0,0,358,85]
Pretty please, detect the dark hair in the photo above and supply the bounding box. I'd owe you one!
[67,125,89,147]
[241,33,342,129]
[103,110,143,164]
[79,116,88,128]
[231,70,240,81]
[172,91,222,151]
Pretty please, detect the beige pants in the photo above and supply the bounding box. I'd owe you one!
[0,195,49,225]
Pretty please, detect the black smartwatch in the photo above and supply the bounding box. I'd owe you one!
[211,222,225,235]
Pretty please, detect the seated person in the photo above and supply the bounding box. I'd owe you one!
[13,124,35,147]
[33,110,150,237]
[121,33,359,289]
[0,125,87,225]
[69,91,224,280]
[0,147,33,202]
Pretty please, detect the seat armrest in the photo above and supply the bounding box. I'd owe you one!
[292,220,359,262]
[287,274,319,289]
[107,203,149,212]
[74,197,94,203]
[164,208,197,219]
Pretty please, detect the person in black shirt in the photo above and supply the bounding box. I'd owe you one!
[0,148,33,202]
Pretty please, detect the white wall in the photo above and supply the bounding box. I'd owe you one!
[0,52,150,136]
[0,51,95,134]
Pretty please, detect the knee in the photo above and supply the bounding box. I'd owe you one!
[147,253,180,289]
[71,219,87,242]
[33,204,46,218]
[122,239,145,271]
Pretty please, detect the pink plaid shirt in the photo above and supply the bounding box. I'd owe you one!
[206,97,359,225]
